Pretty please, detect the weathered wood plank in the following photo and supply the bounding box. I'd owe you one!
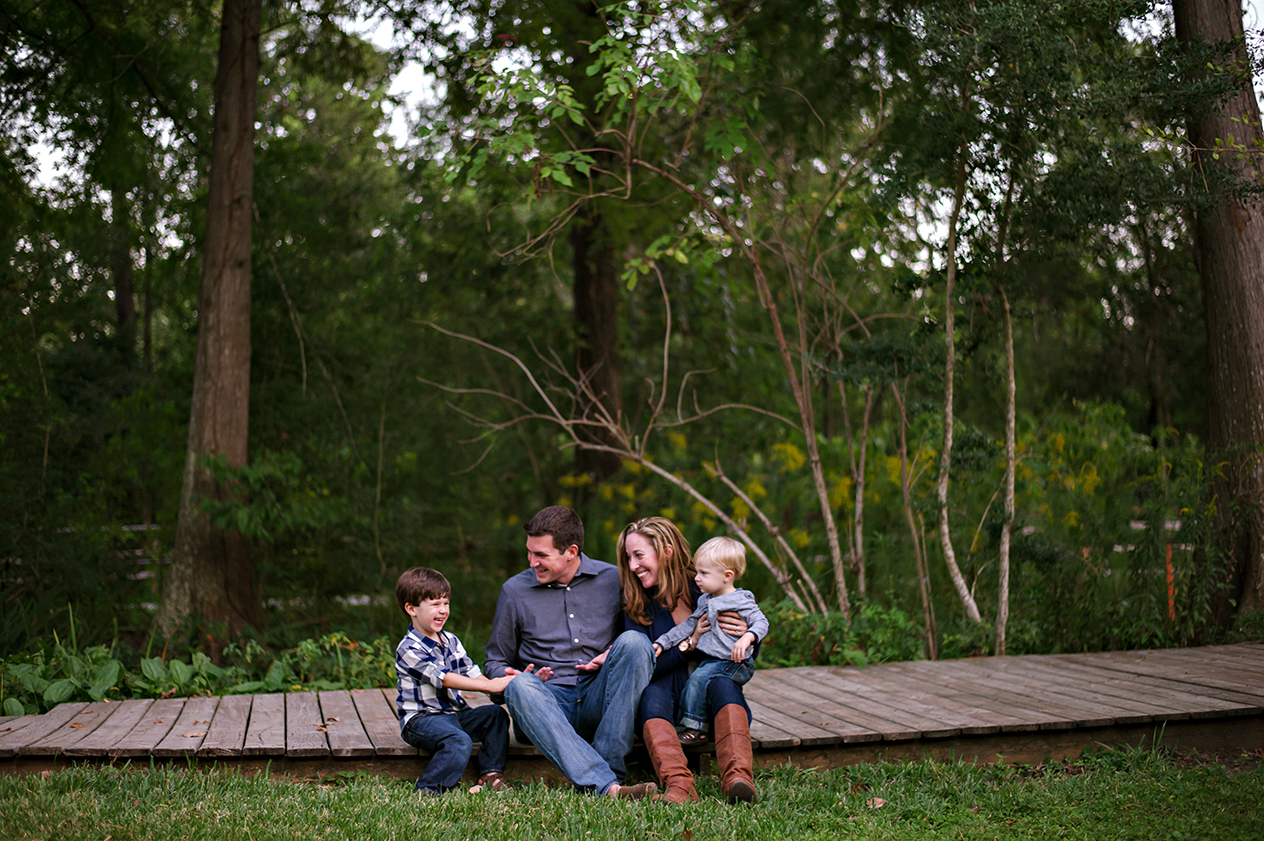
[153,696,219,757]
[199,694,252,757]
[747,671,896,742]
[285,692,329,758]
[22,701,117,756]
[840,662,1033,732]
[891,662,1091,729]
[938,661,1135,726]
[1001,658,1236,720]
[802,665,1012,735]
[796,667,989,736]
[1079,650,1264,700]
[1156,646,1264,676]
[879,663,1046,732]
[318,691,375,758]
[0,703,87,757]
[352,689,414,757]
[1046,654,1264,713]
[64,699,155,756]
[741,690,837,748]
[242,693,285,756]
[779,668,960,738]
[108,698,186,757]
[985,660,1178,723]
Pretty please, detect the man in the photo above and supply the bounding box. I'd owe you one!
[484,505,658,798]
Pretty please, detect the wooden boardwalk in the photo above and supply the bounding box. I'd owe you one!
[2,643,1261,780]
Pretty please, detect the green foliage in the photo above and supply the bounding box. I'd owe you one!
[760,600,924,668]
[0,629,396,714]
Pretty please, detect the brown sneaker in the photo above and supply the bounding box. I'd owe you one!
[609,782,659,800]
[476,772,510,792]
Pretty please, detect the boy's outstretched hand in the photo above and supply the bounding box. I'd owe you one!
[730,632,755,662]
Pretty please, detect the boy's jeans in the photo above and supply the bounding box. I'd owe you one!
[679,657,754,731]
[502,631,654,795]
[401,704,509,793]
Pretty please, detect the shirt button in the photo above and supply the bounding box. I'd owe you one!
[569,614,574,618]
[573,638,579,643]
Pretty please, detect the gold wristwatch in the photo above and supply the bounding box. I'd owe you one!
[678,637,696,653]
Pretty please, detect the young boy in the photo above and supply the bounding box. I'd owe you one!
[395,567,514,794]
[652,536,770,743]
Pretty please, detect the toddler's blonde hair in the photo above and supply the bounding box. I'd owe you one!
[694,536,746,579]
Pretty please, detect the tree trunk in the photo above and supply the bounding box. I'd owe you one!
[937,153,983,624]
[995,287,1015,655]
[571,212,624,484]
[1173,0,1264,624]
[894,380,937,659]
[155,0,262,644]
[111,186,136,364]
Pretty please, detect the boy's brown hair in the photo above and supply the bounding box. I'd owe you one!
[694,536,747,579]
[524,505,584,554]
[396,567,451,612]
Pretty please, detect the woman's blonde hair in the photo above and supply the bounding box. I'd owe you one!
[617,517,695,626]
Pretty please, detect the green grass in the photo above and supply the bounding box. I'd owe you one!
[0,749,1259,840]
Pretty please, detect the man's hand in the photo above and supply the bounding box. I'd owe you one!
[731,632,756,662]
[714,610,749,638]
[576,647,610,673]
[504,663,554,682]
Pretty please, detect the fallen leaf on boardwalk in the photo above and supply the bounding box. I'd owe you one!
[70,722,85,728]
[865,797,887,810]
[181,732,205,738]
[326,717,340,723]
[316,725,328,732]
[153,720,165,724]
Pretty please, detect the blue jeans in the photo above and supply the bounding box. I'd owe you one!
[679,657,753,731]
[502,631,654,795]
[401,705,510,793]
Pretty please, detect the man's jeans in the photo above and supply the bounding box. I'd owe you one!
[503,631,655,794]
[678,657,753,731]
[401,704,509,793]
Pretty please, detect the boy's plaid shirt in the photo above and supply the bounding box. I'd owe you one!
[394,626,481,730]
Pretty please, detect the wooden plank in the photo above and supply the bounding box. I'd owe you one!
[1005,658,1238,720]
[64,699,154,756]
[807,664,1018,734]
[108,698,185,757]
[1148,647,1264,679]
[1082,651,1264,700]
[939,661,1136,726]
[985,660,1179,723]
[199,694,252,757]
[795,666,993,736]
[285,692,329,758]
[741,686,838,748]
[1047,654,1264,712]
[242,693,286,756]
[776,668,960,738]
[153,696,219,757]
[318,691,374,758]
[0,703,87,757]
[22,701,118,756]
[747,671,895,742]
[890,662,1088,729]
[0,716,18,729]
[351,689,414,756]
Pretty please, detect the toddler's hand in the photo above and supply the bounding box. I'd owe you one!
[652,643,662,657]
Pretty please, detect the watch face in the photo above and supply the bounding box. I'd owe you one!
[678,639,692,653]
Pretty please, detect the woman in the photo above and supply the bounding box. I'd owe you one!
[616,517,758,804]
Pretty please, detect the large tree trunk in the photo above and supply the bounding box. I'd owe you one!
[1173,0,1264,624]
[571,212,623,484]
[155,0,262,643]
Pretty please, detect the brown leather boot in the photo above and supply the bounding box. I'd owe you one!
[713,704,757,804]
[643,718,699,804]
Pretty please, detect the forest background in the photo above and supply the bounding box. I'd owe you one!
[3,0,1264,709]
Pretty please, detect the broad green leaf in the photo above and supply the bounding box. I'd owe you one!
[141,658,168,683]
[3,698,23,716]
[44,679,76,704]
[264,660,287,691]
[169,659,193,686]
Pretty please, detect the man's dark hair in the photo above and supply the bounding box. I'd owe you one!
[396,567,451,612]
[524,505,584,554]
